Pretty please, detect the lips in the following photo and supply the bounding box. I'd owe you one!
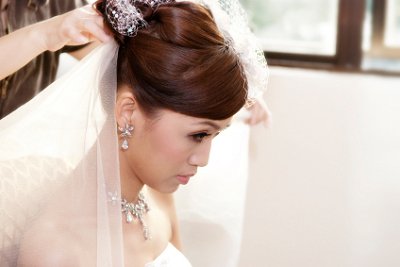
[177,174,194,185]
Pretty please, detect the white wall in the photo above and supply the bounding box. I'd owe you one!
[239,67,400,267]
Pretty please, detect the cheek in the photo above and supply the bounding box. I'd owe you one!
[150,132,189,163]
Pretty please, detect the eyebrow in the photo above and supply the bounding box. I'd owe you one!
[196,121,231,131]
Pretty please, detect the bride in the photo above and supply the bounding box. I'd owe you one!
[0,0,268,266]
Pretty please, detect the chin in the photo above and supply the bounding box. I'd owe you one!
[163,185,180,194]
[147,183,180,194]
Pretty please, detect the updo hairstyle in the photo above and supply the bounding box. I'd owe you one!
[95,0,248,120]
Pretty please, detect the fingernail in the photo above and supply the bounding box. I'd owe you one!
[77,35,89,43]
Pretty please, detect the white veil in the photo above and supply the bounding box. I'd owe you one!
[0,0,268,266]
[0,42,124,266]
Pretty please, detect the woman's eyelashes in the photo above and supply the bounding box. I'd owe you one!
[191,132,210,143]
[190,131,221,143]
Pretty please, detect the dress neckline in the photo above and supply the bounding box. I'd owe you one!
[145,243,173,266]
[144,242,192,266]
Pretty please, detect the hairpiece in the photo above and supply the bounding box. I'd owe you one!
[192,0,269,107]
[105,0,174,37]
[147,0,174,8]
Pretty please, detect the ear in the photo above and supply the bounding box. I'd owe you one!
[115,86,137,128]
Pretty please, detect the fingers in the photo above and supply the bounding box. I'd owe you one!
[245,107,265,125]
[67,27,90,44]
[244,100,272,127]
[80,16,111,43]
[74,5,111,43]
[79,4,98,15]
[42,5,111,52]
[59,5,111,47]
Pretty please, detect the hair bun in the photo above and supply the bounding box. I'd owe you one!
[95,0,175,42]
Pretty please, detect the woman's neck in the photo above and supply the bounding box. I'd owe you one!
[119,150,144,202]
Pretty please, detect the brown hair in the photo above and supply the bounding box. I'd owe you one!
[95,0,247,120]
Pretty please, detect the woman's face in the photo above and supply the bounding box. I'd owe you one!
[123,108,231,193]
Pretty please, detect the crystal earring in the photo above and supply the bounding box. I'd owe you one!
[118,124,134,150]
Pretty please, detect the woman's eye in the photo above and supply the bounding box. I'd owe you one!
[191,132,210,143]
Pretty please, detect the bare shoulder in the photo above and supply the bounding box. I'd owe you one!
[17,218,80,267]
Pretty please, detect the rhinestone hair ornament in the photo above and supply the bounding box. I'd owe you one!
[105,0,174,37]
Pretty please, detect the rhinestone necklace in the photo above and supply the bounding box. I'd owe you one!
[108,191,151,240]
[122,192,150,240]
[110,191,151,240]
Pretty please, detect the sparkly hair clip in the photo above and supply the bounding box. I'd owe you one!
[147,0,174,8]
[105,0,174,37]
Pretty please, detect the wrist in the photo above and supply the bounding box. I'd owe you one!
[29,14,67,52]
[26,21,50,53]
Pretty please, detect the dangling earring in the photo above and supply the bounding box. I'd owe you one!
[118,124,134,150]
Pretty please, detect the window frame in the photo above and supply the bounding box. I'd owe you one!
[368,0,400,58]
[260,0,399,75]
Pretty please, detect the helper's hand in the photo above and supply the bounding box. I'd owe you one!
[41,5,111,52]
[245,99,272,127]
[0,5,111,80]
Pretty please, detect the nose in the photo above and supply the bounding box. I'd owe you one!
[188,139,212,167]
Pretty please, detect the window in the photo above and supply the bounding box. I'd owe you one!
[384,0,400,48]
[241,0,339,56]
[241,0,400,73]
[363,0,400,71]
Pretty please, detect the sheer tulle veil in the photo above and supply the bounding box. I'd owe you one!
[0,42,124,266]
[0,0,268,265]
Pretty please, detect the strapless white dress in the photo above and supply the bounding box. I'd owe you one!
[145,243,192,267]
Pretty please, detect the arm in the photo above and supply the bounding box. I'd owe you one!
[0,5,110,80]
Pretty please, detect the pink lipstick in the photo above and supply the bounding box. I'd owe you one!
[177,175,191,185]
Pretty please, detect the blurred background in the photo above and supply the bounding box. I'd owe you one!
[238,0,400,266]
